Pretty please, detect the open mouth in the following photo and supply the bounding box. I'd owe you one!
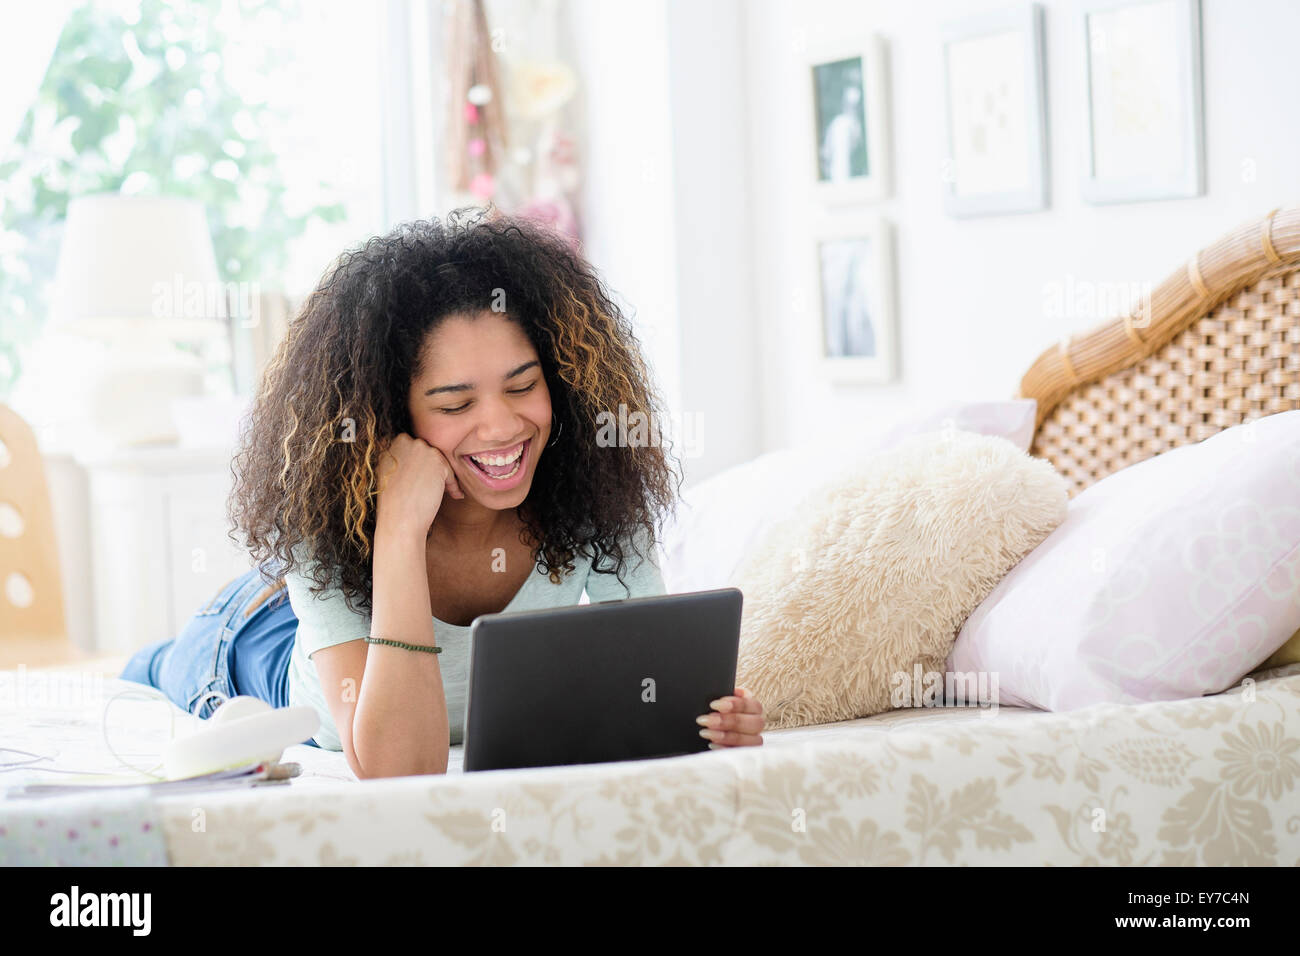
[463,439,529,483]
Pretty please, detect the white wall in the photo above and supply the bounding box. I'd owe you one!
[568,0,683,445]
[743,0,1300,451]
[567,0,761,486]
[666,0,761,483]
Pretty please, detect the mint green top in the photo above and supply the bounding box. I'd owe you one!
[285,532,665,751]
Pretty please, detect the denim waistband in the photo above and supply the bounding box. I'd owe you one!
[186,566,286,718]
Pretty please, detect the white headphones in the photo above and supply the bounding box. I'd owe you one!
[163,696,320,780]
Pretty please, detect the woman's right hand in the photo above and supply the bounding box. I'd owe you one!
[374,433,465,537]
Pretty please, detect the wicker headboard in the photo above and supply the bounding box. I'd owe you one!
[1018,206,1300,496]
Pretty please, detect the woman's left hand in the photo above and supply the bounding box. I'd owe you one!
[696,687,764,748]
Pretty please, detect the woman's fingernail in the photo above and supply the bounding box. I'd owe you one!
[699,729,723,741]
[707,743,721,750]
[696,714,717,727]
[709,699,732,712]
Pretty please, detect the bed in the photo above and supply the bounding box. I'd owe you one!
[4,206,1299,866]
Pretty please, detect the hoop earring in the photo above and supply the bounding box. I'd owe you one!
[548,418,563,447]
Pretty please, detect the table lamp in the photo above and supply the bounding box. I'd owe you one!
[45,194,232,451]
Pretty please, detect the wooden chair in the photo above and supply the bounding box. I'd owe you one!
[0,403,73,666]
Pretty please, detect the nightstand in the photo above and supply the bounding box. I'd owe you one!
[44,443,257,656]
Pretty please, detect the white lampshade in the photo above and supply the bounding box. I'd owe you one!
[49,194,228,341]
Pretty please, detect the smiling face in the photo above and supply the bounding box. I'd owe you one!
[408,311,553,510]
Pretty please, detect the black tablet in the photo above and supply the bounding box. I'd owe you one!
[462,588,743,772]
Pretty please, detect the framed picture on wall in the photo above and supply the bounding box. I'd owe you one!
[940,3,1048,216]
[808,37,891,202]
[1080,0,1204,203]
[814,217,896,383]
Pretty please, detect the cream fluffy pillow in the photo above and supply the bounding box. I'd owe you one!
[731,430,1068,729]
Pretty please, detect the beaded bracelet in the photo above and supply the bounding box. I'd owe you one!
[364,636,442,654]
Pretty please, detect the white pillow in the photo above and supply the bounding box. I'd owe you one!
[948,410,1300,710]
[659,399,1037,593]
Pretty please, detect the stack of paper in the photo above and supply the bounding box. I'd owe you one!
[3,761,301,798]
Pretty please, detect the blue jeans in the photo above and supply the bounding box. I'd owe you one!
[119,563,319,748]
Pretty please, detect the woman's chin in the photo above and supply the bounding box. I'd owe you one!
[463,484,529,508]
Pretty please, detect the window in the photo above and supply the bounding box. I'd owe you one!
[0,0,432,402]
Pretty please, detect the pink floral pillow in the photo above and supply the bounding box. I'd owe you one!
[947,410,1300,710]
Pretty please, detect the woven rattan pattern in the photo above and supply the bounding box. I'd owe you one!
[1033,265,1300,494]
[1020,208,1300,496]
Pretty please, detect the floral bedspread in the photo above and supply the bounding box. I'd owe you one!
[162,664,1300,865]
[5,665,1297,865]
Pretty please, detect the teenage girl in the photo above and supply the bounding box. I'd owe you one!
[120,209,765,778]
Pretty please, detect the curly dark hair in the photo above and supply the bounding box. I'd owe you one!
[229,206,682,614]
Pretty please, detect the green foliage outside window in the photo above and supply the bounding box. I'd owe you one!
[0,0,347,399]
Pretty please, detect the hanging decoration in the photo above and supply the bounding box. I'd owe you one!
[445,0,510,205]
[443,0,583,245]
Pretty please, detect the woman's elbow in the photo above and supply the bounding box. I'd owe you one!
[348,739,448,779]
[355,759,448,780]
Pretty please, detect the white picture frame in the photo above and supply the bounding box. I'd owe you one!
[808,36,891,203]
[1080,0,1204,203]
[813,217,897,384]
[940,3,1048,217]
